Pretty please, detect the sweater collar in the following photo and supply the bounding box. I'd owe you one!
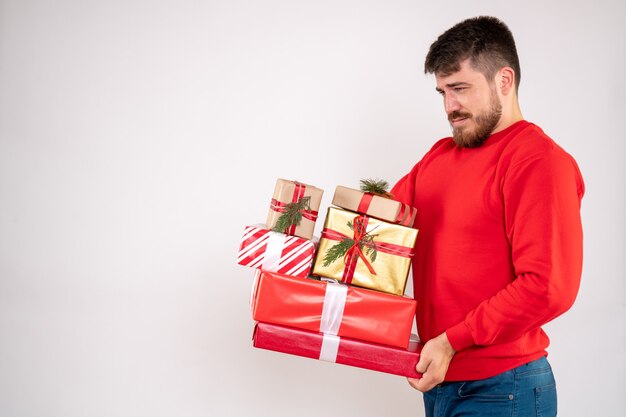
[481,120,529,147]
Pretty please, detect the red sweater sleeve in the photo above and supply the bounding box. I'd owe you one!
[391,164,418,207]
[391,139,449,205]
[446,149,585,351]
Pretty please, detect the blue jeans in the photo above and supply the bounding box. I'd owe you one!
[423,356,557,417]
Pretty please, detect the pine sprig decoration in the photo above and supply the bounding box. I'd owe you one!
[362,235,378,263]
[360,178,394,198]
[272,196,311,233]
[322,220,379,266]
[322,238,354,267]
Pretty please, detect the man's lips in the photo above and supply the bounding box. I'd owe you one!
[450,116,469,126]
[448,112,472,126]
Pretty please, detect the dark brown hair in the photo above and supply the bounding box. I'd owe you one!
[425,16,521,90]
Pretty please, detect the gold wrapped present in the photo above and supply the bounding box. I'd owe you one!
[312,207,418,295]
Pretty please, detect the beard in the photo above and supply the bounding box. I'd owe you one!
[449,89,502,148]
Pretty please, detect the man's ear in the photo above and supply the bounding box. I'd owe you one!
[497,67,516,95]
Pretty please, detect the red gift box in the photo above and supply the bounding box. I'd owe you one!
[237,225,315,278]
[252,322,422,378]
[251,271,416,349]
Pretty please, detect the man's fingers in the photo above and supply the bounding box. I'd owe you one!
[415,356,430,374]
[416,373,439,392]
[407,374,438,393]
[413,357,445,392]
[408,332,455,392]
[406,377,420,390]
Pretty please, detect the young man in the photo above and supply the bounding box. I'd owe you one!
[392,16,584,416]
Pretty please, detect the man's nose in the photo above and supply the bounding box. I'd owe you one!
[444,95,460,114]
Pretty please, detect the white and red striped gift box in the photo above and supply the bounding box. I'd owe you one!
[237,225,315,278]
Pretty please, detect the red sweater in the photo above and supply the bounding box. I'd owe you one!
[392,120,584,380]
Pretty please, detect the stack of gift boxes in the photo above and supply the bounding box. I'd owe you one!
[237,178,422,377]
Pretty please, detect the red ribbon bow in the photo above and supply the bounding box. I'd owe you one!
[344,216,377,276]
[321,215,414,284]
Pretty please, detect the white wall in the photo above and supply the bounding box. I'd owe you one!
[1,1,624,416]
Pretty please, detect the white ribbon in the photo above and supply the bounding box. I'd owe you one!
[262,231,284,272]
[317,279,348,363]
[319,334,340,362]
[319,279,348,335]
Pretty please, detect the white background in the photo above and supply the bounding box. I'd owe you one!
[1,1,624,416]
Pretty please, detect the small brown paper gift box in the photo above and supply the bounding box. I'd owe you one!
[332,185,417,227]
[266,179,324,241]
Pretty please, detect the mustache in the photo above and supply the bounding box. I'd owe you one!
[448,111,472,122]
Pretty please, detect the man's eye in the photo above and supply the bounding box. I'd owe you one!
[454,87,467,92]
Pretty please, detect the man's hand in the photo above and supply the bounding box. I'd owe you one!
[407,332,456,392]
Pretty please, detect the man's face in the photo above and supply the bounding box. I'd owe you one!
[435,60,502,147]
